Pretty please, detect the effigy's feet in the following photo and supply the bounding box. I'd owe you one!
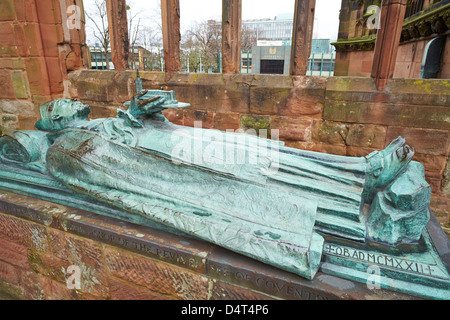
[360,137,433,246]
[363,136,415,203]
[366,160,431,245]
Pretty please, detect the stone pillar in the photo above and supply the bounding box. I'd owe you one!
[290,0,316,76]
[222,0,242,74]
[161,0,181,73]
[105,0,129,70]
[371,0,407,90]
[61,0,90,72]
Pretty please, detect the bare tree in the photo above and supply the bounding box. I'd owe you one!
[183,20,222,73]
[181,19,260,73]
[241,25,259,52]
[126,0,142,68]
[85,0,110,69]
[139,25,162,70]
[181,37,202,72]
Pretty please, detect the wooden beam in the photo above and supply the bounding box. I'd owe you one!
[105,0,129,70]
[222,0,242,74]
[290,0,316,76]
[371,0,408,90]
[161,0,181,73]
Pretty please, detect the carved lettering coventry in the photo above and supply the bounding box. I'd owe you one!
[323,243,445,279]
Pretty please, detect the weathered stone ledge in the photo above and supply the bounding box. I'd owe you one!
[0,190,421,300]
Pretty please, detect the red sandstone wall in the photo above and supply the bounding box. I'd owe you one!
[0,192,276,300]
[393,40,428,79]
[334,36,448,79]
[334,50,375,77]
[440,36,450,79]
[0,0,88,135]
[0,190,416,300]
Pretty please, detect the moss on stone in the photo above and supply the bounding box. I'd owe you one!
[0,44,18,56]
[28,249,42,274]
[323,101,364,122]
[11,71,28,99]
[0,281,25,300]
[411,79,450,95]
[313,121,348,145]
[240,115,271,137]
[0,0,15,20]
[12,58,25,70]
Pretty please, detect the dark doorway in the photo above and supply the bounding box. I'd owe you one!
[420,36,446,79]
[260,60,285,74]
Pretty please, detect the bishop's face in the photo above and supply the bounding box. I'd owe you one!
[35,99,90,131]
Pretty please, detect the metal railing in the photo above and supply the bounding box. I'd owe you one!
[405,0,425,19]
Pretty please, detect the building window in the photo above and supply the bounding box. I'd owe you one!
[260,60,284,74]
[242,58,252,67]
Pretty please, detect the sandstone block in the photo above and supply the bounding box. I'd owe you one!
[214,113,241,132]
[0,69,15,99]
[0,0,16,21]
[311,120,348,145]
[24,57,50,96]
[240,115,271,136]
[270,116,312,142]
[0,260,19,285]
[346,124,386,148]
[11,70,29,99]
[162,108,184,126]
[105,247,210,300]
[385,126,450,156]
[110,277,174,300]
[184,109,214,129]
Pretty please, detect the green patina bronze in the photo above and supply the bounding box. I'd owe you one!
[0,76,448,299]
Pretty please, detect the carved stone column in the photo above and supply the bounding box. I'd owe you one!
[222,0,242,74]
[161,0,181,74]
[290,0,316,75]
[371,0,408,90]
[105,0,129,70]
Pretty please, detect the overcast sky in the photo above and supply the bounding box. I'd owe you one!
[84,0,342,45]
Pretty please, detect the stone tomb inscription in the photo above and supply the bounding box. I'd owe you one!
[63,218,206,271]
[207,261,333,300]
[323,243,449,280]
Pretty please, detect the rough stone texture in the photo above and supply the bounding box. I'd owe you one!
[0,0,89,137]
[443,159,450,196]
[105,0,129,71]
[440,36,450,79]
[222,0,242,74]
[290,0,316,75]
[370,0,408,90]
[240,115,271,136]
[346,124,387,149]
[161,0,181,74]
[0,190,423,300]
[311,120,348,146]
[393,40,427,79]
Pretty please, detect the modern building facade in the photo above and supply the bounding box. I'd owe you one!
[89,46,113,70]
[242,14,294,41]
[89,46,160,71]
[251,45,291,74]
[241,15,336,76]
[249,39,336,76]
